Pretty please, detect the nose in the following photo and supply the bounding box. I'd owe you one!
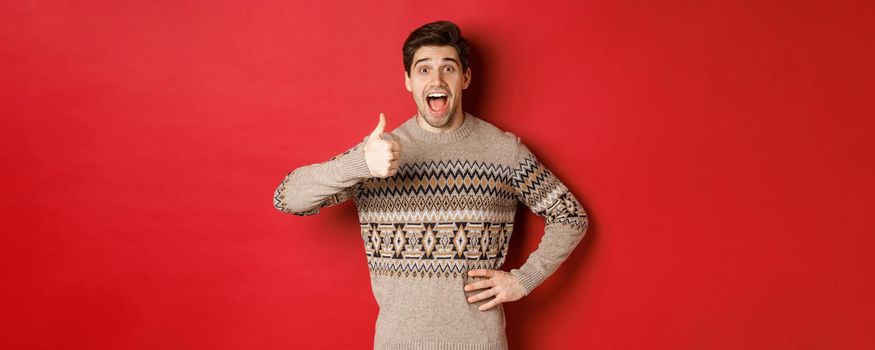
[428,70,447,87]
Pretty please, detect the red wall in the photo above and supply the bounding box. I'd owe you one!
[3,1,873,349]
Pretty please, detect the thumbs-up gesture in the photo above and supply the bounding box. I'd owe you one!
[364,113,401,178]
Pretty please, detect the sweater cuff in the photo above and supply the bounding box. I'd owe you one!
[339,145,372,180]
[510,265,546,297]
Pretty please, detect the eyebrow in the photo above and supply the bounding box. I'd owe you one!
[413,57,460,67]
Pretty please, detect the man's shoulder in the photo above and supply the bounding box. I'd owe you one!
[474,116,522,144]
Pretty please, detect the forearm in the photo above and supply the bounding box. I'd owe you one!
[510,204,589,295]
[274,138,372,215]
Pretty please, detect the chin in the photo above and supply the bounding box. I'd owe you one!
[425,111,453,127]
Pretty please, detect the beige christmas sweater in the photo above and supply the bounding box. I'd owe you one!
[274,113,589,350]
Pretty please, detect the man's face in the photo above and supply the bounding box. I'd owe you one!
[405,45,471,128]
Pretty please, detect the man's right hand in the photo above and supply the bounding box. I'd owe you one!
[364,113,401,178]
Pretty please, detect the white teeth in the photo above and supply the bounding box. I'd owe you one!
[427,92,447,98]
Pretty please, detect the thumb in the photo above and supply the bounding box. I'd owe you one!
[370,112,386,140]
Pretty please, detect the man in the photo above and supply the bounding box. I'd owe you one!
[274,20,589,350]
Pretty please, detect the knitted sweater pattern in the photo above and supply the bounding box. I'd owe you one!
[274,113,588,350]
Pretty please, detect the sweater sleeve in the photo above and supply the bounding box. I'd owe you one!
[273,135,373,216]
[508,139,589,296]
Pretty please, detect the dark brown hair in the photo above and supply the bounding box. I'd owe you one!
[402,20,470,76]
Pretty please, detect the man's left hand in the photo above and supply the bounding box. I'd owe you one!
[464,269,526,311]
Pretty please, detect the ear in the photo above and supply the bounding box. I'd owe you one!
[462,67,472,89]
[404,70,412,92]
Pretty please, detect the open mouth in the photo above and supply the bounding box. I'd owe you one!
[426,91,449,115]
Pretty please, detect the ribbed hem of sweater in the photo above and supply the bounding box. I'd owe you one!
[402,112,478,144]
[338,145,372,179]
[510,264,547,296]
[378,340,507,350]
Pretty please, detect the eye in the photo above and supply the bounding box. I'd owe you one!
[418,67,429,74]
[443,66,455,72]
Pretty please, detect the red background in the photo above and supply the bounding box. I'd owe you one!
[3,1,873,349]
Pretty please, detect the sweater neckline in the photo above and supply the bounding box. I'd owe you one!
[403,112,478,144]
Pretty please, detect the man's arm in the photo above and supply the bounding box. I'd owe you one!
[274,135,372,216]
[508,139,590,296]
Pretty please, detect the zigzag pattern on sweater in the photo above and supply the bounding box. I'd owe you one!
[356,208,515,223]
[511,153,588,231]
[367,256,507,279]
[355,159,519,223]
[359,159,516,198]
[357,194,516,218]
